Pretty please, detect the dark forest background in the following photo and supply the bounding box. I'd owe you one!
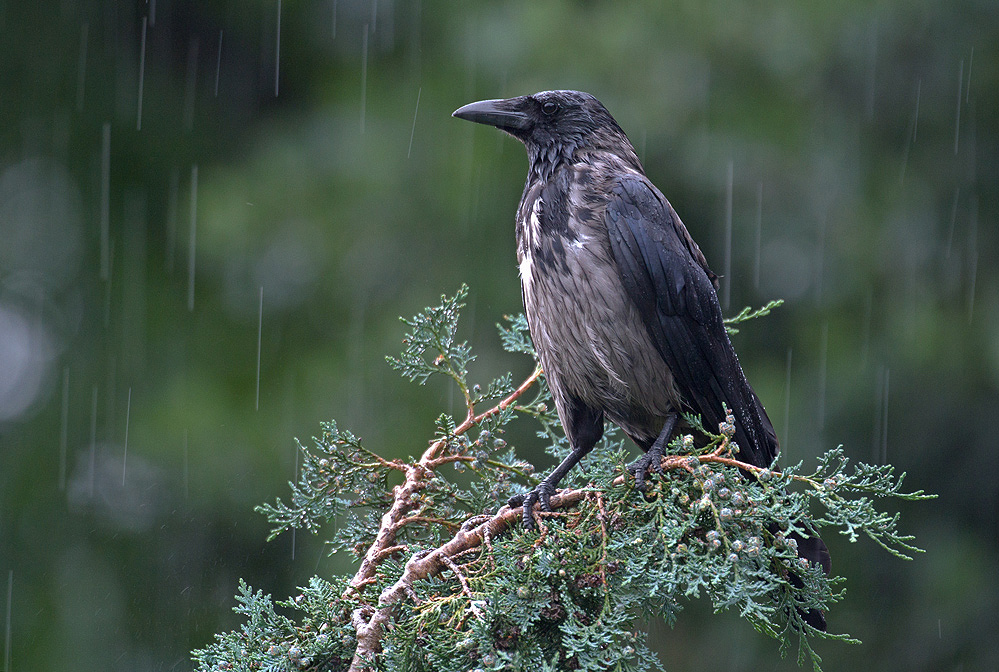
[0,1,996,670]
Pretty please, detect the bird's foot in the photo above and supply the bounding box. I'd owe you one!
[508,481,557,529]
[627,442,666,492]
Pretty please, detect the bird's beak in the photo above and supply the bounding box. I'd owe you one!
[452,98,531,132]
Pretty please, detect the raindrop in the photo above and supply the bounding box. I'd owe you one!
[76,22,88,112]
[122,387,131,486]
[945,187,958,259]
[722,160,733,311]
[291,444,300,561]
[967,196,977,323]
[137,16,147,130]
[214,30,223,97]
[881,368,889,463]
[815,213,826,306]
[370,0,378,33]
[60,367,69,491]
[783,347,792,454]
[407,86,421,158]
[899,80,920,184]
[149,0,157,27]
[100,122,110,280]
[872,365,889,463]
[954,59,963,155]
[183,38,199,134]
[360,24,369,133]
[89,385,98,498]
[331,0,337,40]
[166,168,179,273]
[4,570,10,672]
[183,429,189,500]
[274,0,281,97]
[256,286,263,411]
[966,47,973,104]
[104,239,115,328]
[865,20,877,121]
[860,289,873,370]
[188,165,198,311]
[753,182,762,290]
[817,322,828,431]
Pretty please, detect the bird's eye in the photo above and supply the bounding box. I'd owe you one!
[541,101,559,116]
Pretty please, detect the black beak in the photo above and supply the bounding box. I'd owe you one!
[452,98,531,132]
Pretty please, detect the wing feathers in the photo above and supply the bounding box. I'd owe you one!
[606,175,778,468]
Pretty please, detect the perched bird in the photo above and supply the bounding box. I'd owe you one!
[452,90,829,627]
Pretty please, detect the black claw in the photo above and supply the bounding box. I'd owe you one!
[510,482,555,529]
[628,445,665,492]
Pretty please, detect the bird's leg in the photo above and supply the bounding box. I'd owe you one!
[627,413,678,492]
[508,448,587,529]
[509,399,603,529]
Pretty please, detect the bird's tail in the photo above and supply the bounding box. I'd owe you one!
[788,531,832,631]
[736,388,832,631]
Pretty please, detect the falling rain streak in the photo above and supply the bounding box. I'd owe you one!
[100,123,111,280]
[292,445,300,561]
[753,183,762,290]
[166,168,179,273]
[899,80,920,184]
[967,197,978,323]
[945,187,959,258]
[408,86,422,158]
[214,30,223,96]
[184,38,199,133]
[60,368,69,491]
[256,286,264,411]
[873,366,889,463]
[188,165,198,311]
[954,59,963,155]
[722,160,733,311]
[104,240,115,327]
[815,214,826,306]
[817,322,828,431]
[783,347,792,454]
[122,387,132,486]
[89,386,98,498]
[4,571,10,672]
[966,47,973,103]
[275,0,281,97]
[183,430,190,500]
[360,25,369,133]
[137,16,148,130]
[76,22,88,111]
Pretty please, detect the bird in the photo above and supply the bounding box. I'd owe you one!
[452,90,830,627]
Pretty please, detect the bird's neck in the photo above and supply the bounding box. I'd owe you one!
[527,141,644,184]
[526,142,573,184]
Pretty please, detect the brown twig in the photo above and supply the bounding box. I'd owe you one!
[349,489,587,671]
[440,554,481,617]
[346,367,543,671]
[346,392,778,671]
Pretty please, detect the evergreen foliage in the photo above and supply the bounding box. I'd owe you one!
[193,287,933,672]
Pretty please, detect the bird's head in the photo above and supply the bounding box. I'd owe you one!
[453,90,640,178]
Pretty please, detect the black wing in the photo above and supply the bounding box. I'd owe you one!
[605,175,779,469]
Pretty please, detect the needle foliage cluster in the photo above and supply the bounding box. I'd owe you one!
[193,287,932,672]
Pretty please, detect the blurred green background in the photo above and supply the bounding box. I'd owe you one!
[1,0,996,670]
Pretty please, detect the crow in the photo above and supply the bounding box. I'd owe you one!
[453,90,829,627]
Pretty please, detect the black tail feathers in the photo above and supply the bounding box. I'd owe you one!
[789,531,831,631]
